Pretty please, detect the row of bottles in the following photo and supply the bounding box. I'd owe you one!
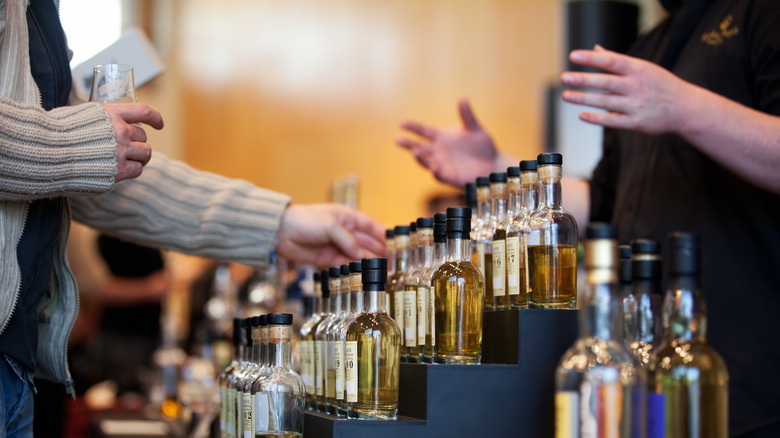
[218,313,305,438]
[555,223,729,437]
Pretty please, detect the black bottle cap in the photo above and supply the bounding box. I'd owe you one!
[349,261,362,273]
[394,225,410,235]
[340,264,350,276]
[257,314,268,326]
[618,245,632,284]
[302,295,313,317]
[267,313,293,325]
[410,222,417,232]
[476,176,490,187]
[489,172,507,183]
[507,166,521,177]
[313,272,320,282]
[632,239,659,255]
[520,160,538,171]
[465,182,477,208]
[434,212,447,243]
[586,222,617,239]
[631,239,662,281]
[668,232,700,276]
[243,318,252,345]
[233,318,243,345]
[320,270,330,297]
[417,217,434,228]
[537,152,563,166]
[361,258,388,291]
[446,207,472,239]
[386,229,395,239]
[329,266,341,278]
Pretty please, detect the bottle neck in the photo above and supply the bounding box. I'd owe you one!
[251,327,263,365]
[341,286,350,315]
[446,236,470,262]
[321,297,331,316]
[331,291,341,315]
[507,177,521,218]
[267,325,293,368]
[520,172,538,214]
[579,273,621,341]
[395,236,409,273]
[491,183,508,223]
[477,187,491,221]
[434,240,447,265]
[350,273,363,314]
[665,275,706,342]
[233,343,243,364]
[538,169,562,209]
[365,289,388,313]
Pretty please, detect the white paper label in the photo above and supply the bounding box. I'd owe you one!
[335,340,345,400]
[417,286,427,346]
[253,392,269,432]
[477,242,486,278]
[506,236,520,295]
[300,340,313,394]
[404,290,417,347]
[492,239,506,297]
[345,341,358,403]
[429,285,435,347]
[394,292,405,343]
[314,341,323,396]
[242,392,254,437]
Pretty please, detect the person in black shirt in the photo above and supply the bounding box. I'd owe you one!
[396,1,780,435]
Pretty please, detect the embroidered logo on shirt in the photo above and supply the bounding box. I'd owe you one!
[701,14,739,45]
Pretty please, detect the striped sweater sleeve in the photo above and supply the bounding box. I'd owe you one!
[69,153,291,267]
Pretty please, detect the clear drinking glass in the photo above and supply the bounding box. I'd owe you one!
[89,63,137,103]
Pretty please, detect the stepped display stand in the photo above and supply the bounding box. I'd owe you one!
[303,309,578,437]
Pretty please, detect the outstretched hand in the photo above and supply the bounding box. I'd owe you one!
[275,203,387,267]
[561,45,692,136]
[102,103,164,182]
[396,99,498,188]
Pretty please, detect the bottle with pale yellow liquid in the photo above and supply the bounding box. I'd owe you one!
[385,229,395,315]
[419,213,447,363]
[472,177,492,309]
[410,217,434,362]
[506,160,538,309]
[401,222,420,362]
[387,226,409,346]
[297,273,321,411]
[527,153,578,309]
[335,262,363,417]
[492,170,513,310]
[323,267,343,414]
[311,271,331,412]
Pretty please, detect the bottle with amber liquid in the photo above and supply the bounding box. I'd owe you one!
[472,177,491,307]
[387,225,409,346]
[506,160,538,309]
[554,223,645,437]
[491,171,512,310]
[419,213,446,363]
[433,207,484,364]
[626,239,663,367]
[647,233,728,438]
[528,153,578,309]
[345,258,401,420]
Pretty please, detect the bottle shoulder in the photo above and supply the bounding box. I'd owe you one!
[347,312,401,338]
[649,339,729,381]
[558,338,642,373]
[258,368,305,395]
[433,260,484,284]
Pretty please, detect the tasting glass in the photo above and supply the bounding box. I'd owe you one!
[89,64,137,103]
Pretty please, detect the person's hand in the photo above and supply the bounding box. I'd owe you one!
[275,203,387,267]
[102,103,164,182]
[396,98,498,188]
[560,45,691,136]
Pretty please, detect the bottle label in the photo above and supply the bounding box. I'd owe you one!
[492,239,506,296]
[300,340,313,394]
[227,387,236,437]
[394,292,405,343]
[580,382,620,437]
[345,341,358,403]
[220,386,227,434]
[555,391,578,438]
[647,393,665,438]
[335,340,345,400]
[326,339,336,399]
[477,243,486,278]
[404,290,417,347]
[506,236,520,295]
[242,391,254,437]
[429,286,435,346]
[417,286,427,346]
[253,392,269,432]
[314,341,323,396]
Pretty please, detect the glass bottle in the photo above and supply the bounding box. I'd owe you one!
[506,160,538,309]
[419,212,446,363]
[618,244,635,343]
[220,318,244,438]
[253,313,305,437]
[465,181,479,237]
[298,272,321,410]
[475,175,496,310]
[331,264,351,416]
[410,217,433,362]
[323,267,343,414]
[385,229,395,313]
[433,207,484,365]
[554,223,645,437]
[472,176,491,299]
[345,258,401,420]
[387,225,409,346]
[335,261,363,417]
[239,315,267,438]
[647,233,728,438]
[311,271,331,412]
[528,153,578,309]
[401,222,419,362]
[490,171,510,310]
[627,239,662,367]
[228,318,253,437]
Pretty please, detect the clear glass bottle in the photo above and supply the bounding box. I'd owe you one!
[331,264,351,416]
[528,153,578,309]
[419,212,447,363]
[387,225,409,347]
[627,239,662,367]
[401,222,419,362]
[335,261,363,417]
[220,318,244,438]
[227,318,253,438]
[472,176,491,303]
[554,223,645,437]
[618,244,635,344]
[239,315,267,438]
[411,217,433,362]
[298,272,321,410]
[323,267,343,414]
[647,233,728,438]
[465,181,479,239]
[346,258,401,420]
[490,171,510,310]
[253,313,305,437]
[506,160,538,309]
[433,207,484,365]
[475,175,496,310]
[311,270,331,412]
[385,229,395,313]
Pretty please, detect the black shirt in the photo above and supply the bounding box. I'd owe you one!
[590,0,780,434]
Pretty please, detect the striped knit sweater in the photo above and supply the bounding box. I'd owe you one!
[0,0,290,392]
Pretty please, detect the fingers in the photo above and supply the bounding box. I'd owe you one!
[326,222,363,261]
[561,89,629,113]
[458,98,482,132]
[568,48,632,75]
[399,120,438,140]
[124,141,153,166]
[560,71,630,95]
[104,103,164,129]
[578,111,634,130]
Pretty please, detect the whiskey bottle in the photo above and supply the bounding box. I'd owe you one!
[627,239,662,366]
[555,223,645,437]
[253,313,305,437]
[227,318,253,438]
[239,316,267,438]
[433,207,484,365]
[419,212,446,363]
[528,153,578,309]
[410,217,433,362]
[472,177,491,297]
[490,171,511,310]
[385,229,395,313]
[476,175,498,310]
[506,160,538,309]
[311,270,331,412]
[298,272,322,410]
[323,267,343,414]
[335,261,363,417]
[387,225,409,346]
[618,244,635,344]
[402,221,419,361]
[219,318,244,438]
[331,264,351,416]
[647,233,728,438]
[346,258,401,420]
[465,181,479,238]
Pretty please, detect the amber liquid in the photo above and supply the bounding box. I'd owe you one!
[483,251,494,310]
[527,244,577,309]
[433,261,484,364]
